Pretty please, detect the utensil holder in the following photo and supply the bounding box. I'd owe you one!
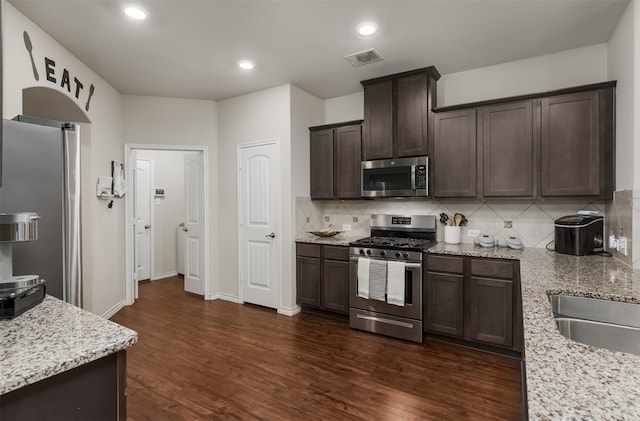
[444,226,462,244]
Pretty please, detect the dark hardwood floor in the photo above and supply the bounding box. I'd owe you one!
[111,276,521,420]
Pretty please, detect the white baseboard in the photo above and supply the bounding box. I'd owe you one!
[207,293,241,303]
[151,271,178,281]
[278,305,301,317]
[102,300,126,319]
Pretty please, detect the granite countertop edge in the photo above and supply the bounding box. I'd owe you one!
[0,296,138,395]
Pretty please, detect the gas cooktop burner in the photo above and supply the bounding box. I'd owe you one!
[350,236,437,251]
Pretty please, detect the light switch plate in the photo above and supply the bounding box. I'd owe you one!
[467,229,480,238]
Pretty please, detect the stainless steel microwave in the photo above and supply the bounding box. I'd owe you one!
[361,156,428,197]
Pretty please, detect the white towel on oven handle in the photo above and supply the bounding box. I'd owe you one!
[368,259,387,301]
[357,257,370,299]
[387,261,405,306]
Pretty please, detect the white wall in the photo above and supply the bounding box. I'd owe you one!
[3,2,125,316]
[289,85,323,310]
[608,0,635,191]
[122,95,218,291]
[323,45,610,122]
[217,85,293,310]
[438,44,608,107]
[324,92,363,124]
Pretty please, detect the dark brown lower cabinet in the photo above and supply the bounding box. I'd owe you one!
[425,254,522,353]
[426,272,464,337]
[296,243,349,315]
[468,276,513,347]
[0,351,127,420]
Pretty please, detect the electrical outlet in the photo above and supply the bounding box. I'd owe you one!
[342,224,352,231]
[504,220,513,228]
[324,216,330,222]
[352,216,359,223]
[618,236,628,256]
[467,229,480,238]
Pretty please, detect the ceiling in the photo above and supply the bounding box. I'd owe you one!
[9,0,629,102]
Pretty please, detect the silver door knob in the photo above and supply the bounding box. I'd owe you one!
[265,232,276,238]
[182,227,188,232]
[144,225,151,229]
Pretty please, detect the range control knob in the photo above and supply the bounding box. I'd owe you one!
[380,251,387,257]
[359,249,365,255]
[402,252,409,259]
[395,252,401,258]
[366,250,372,255]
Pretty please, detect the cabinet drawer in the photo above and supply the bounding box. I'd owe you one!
[426,254,464,274]
[324,245,349,261]
[296,243,321,258]
[471,259,514,279]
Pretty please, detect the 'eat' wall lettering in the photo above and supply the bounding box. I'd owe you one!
[23,30,96,112]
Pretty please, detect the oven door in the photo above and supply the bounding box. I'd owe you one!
[349,257,422,320]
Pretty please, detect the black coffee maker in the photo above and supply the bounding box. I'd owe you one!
[554,214,604,256]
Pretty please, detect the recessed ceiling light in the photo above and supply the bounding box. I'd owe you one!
[238,60,255,70]
[123,5,148,21]
[357,22,378,37]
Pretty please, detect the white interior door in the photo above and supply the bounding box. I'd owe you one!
[134,158,153,283]
[184,152,205,295]
[239,142,279,309]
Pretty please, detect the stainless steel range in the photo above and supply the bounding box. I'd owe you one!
[349,214,437,343]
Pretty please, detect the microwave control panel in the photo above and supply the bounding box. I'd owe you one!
[416,165,427,189]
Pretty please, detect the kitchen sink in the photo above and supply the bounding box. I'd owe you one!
[549,294,640,356]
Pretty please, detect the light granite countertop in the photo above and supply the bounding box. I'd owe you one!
[0,295,138,395]
[428,243,640,420]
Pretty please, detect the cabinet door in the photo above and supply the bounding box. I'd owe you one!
[425,272,464,337]
[483,101,535,197]
[335,124,362,199]
[468,276,513,347]
[432,109,477,197]
[322,259,349,314]
[296,256,321,308]
[541,91,600,196]
[396,73,429,158]
[363,80,393,160]
[310,128,334,199]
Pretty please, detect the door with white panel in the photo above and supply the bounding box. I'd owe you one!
[134,158,152,283]
[184,152,205,295]
[238,142,279,309]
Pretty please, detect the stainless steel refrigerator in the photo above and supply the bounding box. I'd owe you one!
[0,116,82,307]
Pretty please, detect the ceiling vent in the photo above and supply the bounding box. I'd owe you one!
[344,48,384,67]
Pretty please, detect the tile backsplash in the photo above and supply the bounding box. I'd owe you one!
[296,197,605,249]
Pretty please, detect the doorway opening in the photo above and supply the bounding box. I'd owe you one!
[124,144,209,305]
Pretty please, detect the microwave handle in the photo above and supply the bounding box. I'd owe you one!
[411,165,416,190]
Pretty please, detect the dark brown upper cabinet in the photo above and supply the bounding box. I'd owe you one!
[482,101,536,197]
[309,120,363,200]
[361,67,440,161]
[541,87,614,198]
[432,81,615,199]
[432,109,477,197]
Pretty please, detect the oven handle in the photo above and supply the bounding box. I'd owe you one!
[350,257,421,269]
